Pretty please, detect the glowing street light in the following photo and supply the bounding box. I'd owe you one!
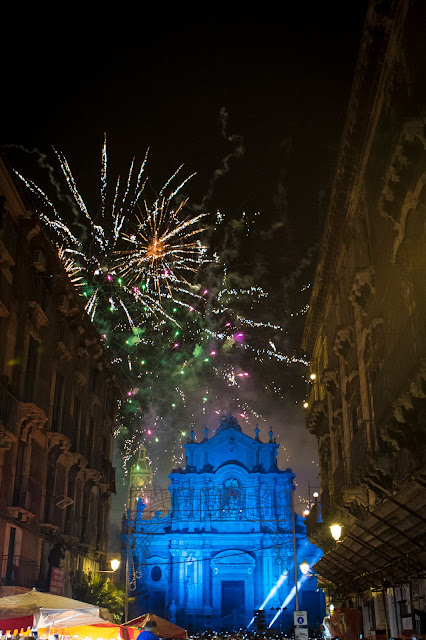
[330,523,342,541]
[111,558,121,572]
[300,560,310,576]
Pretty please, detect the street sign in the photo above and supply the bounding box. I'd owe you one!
[295,628,309,640]
[294,610,308,626]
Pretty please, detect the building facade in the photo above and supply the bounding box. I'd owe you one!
[302,1,426,638]
[0,158,120,594]
[123,416,324,631]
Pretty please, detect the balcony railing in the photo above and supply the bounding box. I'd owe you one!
[1,555,38,588]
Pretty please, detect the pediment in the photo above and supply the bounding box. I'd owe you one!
[212,550,255,565]
[208,427,256,450]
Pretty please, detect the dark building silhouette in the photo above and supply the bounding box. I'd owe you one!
[302,1,426,638]
[0,158,121,594]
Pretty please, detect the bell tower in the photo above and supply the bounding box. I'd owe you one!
[128,444,153,513]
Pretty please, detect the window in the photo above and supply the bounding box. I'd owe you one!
[52,371,64,432]
[222,478,243,517]
[72,396,81,450]
[24,335,39,402]
[91,367,99,394]
[151,566,162,582]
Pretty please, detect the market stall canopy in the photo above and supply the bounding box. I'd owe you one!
[123,614,187,639]
[0,614,33,635]
[44,622,122,640]
[0,587,30,599]
[43,623,140,640]
[0,590,105,628]
[313,473,426,595]
[38,610,108,628]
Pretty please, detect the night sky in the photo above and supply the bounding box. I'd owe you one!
[1,2,368,514]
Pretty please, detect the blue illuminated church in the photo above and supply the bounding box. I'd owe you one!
[123,416,324,631]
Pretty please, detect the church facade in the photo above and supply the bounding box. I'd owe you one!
[123,417,324,631]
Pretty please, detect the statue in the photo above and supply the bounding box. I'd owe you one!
[186,576,196,604]
[169,600,176,623]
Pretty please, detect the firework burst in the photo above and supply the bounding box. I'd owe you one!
[116,197,208,300]
[11,138,311,486]
[15,135,210,325]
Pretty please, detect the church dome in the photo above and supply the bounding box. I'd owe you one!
[216,414,242,433]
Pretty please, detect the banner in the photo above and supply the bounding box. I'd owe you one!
[50,567,65,595]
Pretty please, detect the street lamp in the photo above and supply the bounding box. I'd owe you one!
[98,558,121,585]
[98,559,121,573]
[110,558,121,572]
[300,561,310,576]
[330,524,342,541]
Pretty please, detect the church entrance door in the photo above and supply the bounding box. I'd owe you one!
[151,590,166,618]
[221,580,245,617]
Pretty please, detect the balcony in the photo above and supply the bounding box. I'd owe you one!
[0,266,11,315]
[81,528,97,548]
[21,376,50,419]
[35,377,50,417]
[57,321,73,362]
[0,384,19,436]
[88,448,101,472]
[306,390,328,436]
[1,555,38,588]
[65,519,81,538]
[58,413,73,440]
[350,422,371,470]
[0,208,18,259]
[333,457,352,495]
[372,311,426,424]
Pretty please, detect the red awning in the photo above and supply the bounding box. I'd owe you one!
[0,614,34,634]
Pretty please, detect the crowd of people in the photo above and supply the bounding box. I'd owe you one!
[136,620,324,640]
[186,633,324,640]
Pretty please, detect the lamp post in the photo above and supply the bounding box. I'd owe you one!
[291,490,300,611]
[98,559,121,584]
[125,487,135,623]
